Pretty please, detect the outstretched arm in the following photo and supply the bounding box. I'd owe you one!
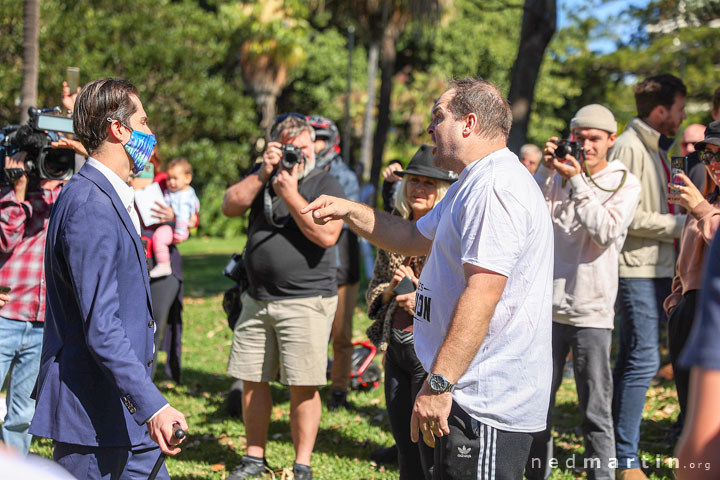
[301,195,432,256]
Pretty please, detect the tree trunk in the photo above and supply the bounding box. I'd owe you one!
[20,0,39,123]
[506,0,556,154]
[370,11,404,195]
[359,39,380,190]
[255,90,277,142]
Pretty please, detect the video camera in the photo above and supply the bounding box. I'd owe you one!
[0,107,76,186]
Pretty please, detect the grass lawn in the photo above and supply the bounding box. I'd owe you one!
[28,236,680,479]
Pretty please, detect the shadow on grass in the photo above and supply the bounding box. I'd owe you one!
[157,366,397,471]
[181,253,235,298]
[548,387,677,478]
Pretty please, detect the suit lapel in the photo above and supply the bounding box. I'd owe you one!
[78,164,152,307]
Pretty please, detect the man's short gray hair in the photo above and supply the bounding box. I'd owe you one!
[448,78,512,142]
[520,143,542,159]
[270,115,315,143]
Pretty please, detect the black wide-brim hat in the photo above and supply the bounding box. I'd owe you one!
[695,120,720,151]
[396,145,458,183]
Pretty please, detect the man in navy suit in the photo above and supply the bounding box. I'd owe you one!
[29,78,187,479]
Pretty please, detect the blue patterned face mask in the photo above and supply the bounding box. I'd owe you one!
[123,129,156,174]
[109,118,157,174]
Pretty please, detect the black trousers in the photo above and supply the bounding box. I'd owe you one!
[385,336,434,480]
[149,274,180,379]
[668,289,698,429]
[434,401,534,480]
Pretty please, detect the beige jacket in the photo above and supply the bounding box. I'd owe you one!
[609,117,685,278]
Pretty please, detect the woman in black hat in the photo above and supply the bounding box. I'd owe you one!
[665,120,720,436]
[365,144,457,479]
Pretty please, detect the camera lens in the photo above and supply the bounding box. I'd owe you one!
[555,143,570,158]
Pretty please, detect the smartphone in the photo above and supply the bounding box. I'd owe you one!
[66,67,80,92]
[671,156,686,188]
[393,276,416,295]
[0,286,11,294]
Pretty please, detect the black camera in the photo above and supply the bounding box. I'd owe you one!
[554,139,583,160]
[0,107,75,186]
[223,252,247,283]
[280,144,305,170]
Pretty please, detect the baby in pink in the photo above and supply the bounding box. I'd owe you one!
[149,158,200,278]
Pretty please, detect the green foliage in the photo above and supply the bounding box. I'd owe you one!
[3,0,719,234]
[280,28,369,124]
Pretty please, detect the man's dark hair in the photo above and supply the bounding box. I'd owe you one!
[447,78,512,141]
[713,85,720,115]
[633,74,687,118]
[73,78,139,155]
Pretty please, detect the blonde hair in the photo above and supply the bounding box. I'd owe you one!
[394,176,451,220]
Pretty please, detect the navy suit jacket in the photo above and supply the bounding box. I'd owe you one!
[30,162,167,447]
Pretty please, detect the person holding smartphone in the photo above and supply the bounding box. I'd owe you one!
[664,121,720,440]
[365,145,456,479]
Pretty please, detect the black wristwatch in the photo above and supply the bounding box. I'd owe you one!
[427,373,455,394]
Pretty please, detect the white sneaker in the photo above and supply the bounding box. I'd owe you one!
[149,262,172,278]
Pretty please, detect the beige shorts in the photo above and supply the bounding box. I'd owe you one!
[227,292,338,386]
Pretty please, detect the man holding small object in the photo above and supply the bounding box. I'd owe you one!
[303,78,554,479]
[30,78,187,479]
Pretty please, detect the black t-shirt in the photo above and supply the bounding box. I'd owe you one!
[245,166,345,301]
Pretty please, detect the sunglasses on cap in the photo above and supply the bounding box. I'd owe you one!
[700,150,720,165]
[273,112,307,126]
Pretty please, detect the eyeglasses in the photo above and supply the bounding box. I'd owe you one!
[700,150,720,164]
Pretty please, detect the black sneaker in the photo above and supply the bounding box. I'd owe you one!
[293,462,313,480]
[327,390,349,411]
[227,455,270,479]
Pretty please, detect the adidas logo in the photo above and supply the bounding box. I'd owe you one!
[457,445,472,458]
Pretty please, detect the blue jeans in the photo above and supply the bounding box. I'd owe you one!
[612,277,671,470]
[0,316,43,453]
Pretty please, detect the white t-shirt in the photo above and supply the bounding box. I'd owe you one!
[414,148,554,433]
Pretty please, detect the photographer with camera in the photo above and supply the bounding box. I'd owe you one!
[221,114,344,480]
[526,105,640,480]
[0,148,63,454]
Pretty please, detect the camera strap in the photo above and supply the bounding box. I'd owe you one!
[582,151,627,193]
[263,167,323,228]
[561,151,627,193]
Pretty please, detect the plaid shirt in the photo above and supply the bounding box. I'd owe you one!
[0,183,62,322]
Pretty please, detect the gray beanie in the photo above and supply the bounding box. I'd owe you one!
[570,104,617,134]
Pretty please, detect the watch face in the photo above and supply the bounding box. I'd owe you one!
[429,374,447,392]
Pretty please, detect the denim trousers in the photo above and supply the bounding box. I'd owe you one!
[526,323,615,480]
[612,277,671,469]
[0,316,44,453]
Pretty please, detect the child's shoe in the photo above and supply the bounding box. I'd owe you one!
[149,262,172,278]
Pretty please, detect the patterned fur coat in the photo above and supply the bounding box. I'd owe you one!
[365,248,425,352]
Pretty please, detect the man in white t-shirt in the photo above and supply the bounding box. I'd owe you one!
[302,78,554,479]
